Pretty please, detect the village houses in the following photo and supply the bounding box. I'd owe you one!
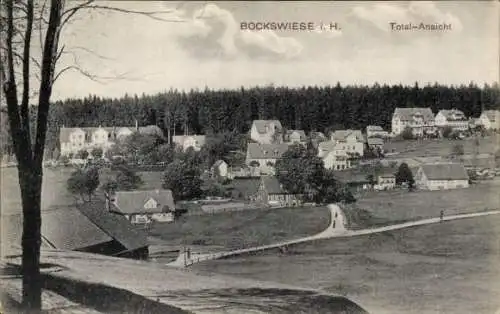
[414,163,469,190]
[434,109,468,132]
[330,129,365,157]
[59,123,162,157]
[479,110,500,130]
[250,120,283,144]
[318,141,352,170]
[107,189,176,224]
[172,135,206,151]
[366,125,389,138]
[246,143,289,175]
[391,107,436,137]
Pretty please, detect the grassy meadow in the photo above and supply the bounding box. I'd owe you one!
[193,214,500,314]
[384,134,499,158]
[149,206,331,252]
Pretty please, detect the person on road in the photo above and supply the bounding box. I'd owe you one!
[440,210,444,222]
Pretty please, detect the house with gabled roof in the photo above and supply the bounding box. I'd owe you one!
[256,176,301,207]
[211,160,229,179]
[435,109,468,132]
[284,130,307,145]
[318,141,352,171]
[415,163,469,190]
[479,110,500,130]
[329,129,365,157]
[250,120,283,144]
[108,189,176,224]
[246,143,289,175]
[391,107,435,137]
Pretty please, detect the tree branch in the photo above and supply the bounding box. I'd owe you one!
[63,4,186,23]
[34,0,63,169]
[3,0,27,163]
[21,0,34,155]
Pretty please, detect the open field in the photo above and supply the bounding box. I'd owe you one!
[149,206,331,252]
[193,214,500,314]
[384,134,499,158]
[352,183,500,226]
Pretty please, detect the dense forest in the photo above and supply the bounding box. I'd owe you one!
[1,82,500,158]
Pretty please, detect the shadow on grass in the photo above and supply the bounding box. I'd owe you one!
[155,287,369,314]
[1,263,189,314]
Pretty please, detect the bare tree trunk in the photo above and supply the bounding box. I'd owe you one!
[19,164,43,310]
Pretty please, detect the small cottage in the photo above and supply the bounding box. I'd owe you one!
[109,189,176,224]
[415,163,469,190]
[256,176,301,207]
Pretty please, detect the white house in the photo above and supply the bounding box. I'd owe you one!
[59,123,160,157]
[391,108,435,137]
[330,129,365,157]
[172,135,206,151]
[250,120,283,144]
[108,189,176,224]
[318,141,351,170]
[211,160,229,178]
[60,127,86,156]
[479,110,500,130]
[374,174,396,190]
[284,130,307,145]
[415,163,469,190]
[246,143,289,175]
[434,109,468,132]
[366,125,389,138]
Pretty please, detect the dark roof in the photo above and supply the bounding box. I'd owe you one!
[261,176,286,194]
[42,206,114,250]
[333,171,371,184]
[113,190,175,214]
[393,108,434,122]
[3,202,148,256]
[78,200,148,253]
[227,177,260,198]
[419,163,469,180]
[252,120,283,134]
[2,213,59,256]
[367,137,384,146]
[247,143,289,159]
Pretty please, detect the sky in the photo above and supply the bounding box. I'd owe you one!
[49,1,499,100]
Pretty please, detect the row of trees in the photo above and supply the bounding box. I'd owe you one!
[2,83,500,160]
[67,161,144,203]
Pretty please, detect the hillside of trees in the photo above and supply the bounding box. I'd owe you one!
[1,82,499,159]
